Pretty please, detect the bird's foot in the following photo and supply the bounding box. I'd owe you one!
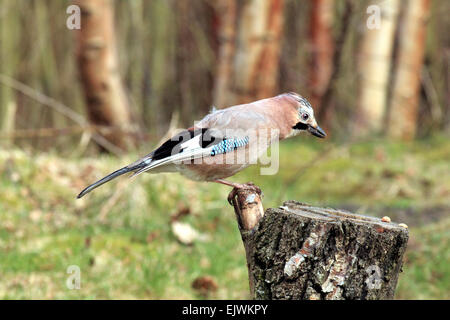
[213,179,263,205]
[227,182,263,206]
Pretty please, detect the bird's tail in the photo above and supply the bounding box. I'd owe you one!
[77,166,136,199]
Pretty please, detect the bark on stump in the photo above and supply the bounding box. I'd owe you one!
[230,189,409,300]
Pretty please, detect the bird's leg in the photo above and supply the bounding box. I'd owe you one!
[214,179,245,189]
[213,179,262,205]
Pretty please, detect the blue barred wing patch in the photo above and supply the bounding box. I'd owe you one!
[210,137,249,156]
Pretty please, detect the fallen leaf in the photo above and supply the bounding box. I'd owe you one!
[192,275,218,296]
[170,205,191,222]
[171,221,209,245]
[30,210,42,222]
[146,231,160,243]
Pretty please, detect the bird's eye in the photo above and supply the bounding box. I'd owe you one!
[302,113,309,121]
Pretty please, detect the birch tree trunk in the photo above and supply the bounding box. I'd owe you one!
[308,0,334,113]
[74,0,134,151]
[212,0,237,108]
[387,0,430,140]
[233,0,284,104]
[0,0,19,147]
[354,0,400,136]
[213,0,284,107]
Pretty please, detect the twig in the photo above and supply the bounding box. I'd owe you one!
[156,111,180,146]
[0,125,144,139]
[98,177,128,222]
[229,186,264,296]
[0,74,123,155]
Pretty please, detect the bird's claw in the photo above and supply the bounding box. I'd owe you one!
[227,182,263,206]
[244,182,263,197]
[227,188,238,206]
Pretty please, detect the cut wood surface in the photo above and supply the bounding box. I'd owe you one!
[230,189,409,300]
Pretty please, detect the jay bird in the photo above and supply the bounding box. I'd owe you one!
[77,92,326,199]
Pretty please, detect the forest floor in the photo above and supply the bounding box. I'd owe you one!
[0,136,449,299]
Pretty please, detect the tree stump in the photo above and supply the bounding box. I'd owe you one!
[229,189,409,300]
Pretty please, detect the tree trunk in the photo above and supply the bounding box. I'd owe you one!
[211,0,237,108]
[230,191,409,300]
[354,0,400,136]
[308,0,334,113]
[0,0,19,147]
[74,0,134,151]
[212,0,284,107]
[315,0,353,130]
[387,0,430,140]
[175,0,194,125]
[445,50,450,134]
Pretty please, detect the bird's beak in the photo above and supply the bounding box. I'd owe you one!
[308,125,326,138]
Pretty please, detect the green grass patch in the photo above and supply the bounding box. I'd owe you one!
[0,137,449,299]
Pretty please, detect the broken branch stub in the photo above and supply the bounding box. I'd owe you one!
[229,187,265,297]
[230,197,409,300]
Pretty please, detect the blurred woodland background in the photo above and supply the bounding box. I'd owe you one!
[0,0,449,152]
[0,0,449,299]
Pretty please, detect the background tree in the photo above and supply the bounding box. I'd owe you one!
[308,0,334,113]
[354,0,400,136]
[387,0,431,140]
[0,0,447,150]
[0,1,20,147]
[212,0,285,107]
[74,0,134,151]
[211,0,237,108]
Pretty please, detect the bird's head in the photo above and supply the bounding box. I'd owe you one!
[288,92,326,139]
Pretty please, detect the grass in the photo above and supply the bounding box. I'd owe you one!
[0,136,449,299]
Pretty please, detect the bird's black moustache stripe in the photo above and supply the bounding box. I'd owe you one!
[292,122,308,130]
